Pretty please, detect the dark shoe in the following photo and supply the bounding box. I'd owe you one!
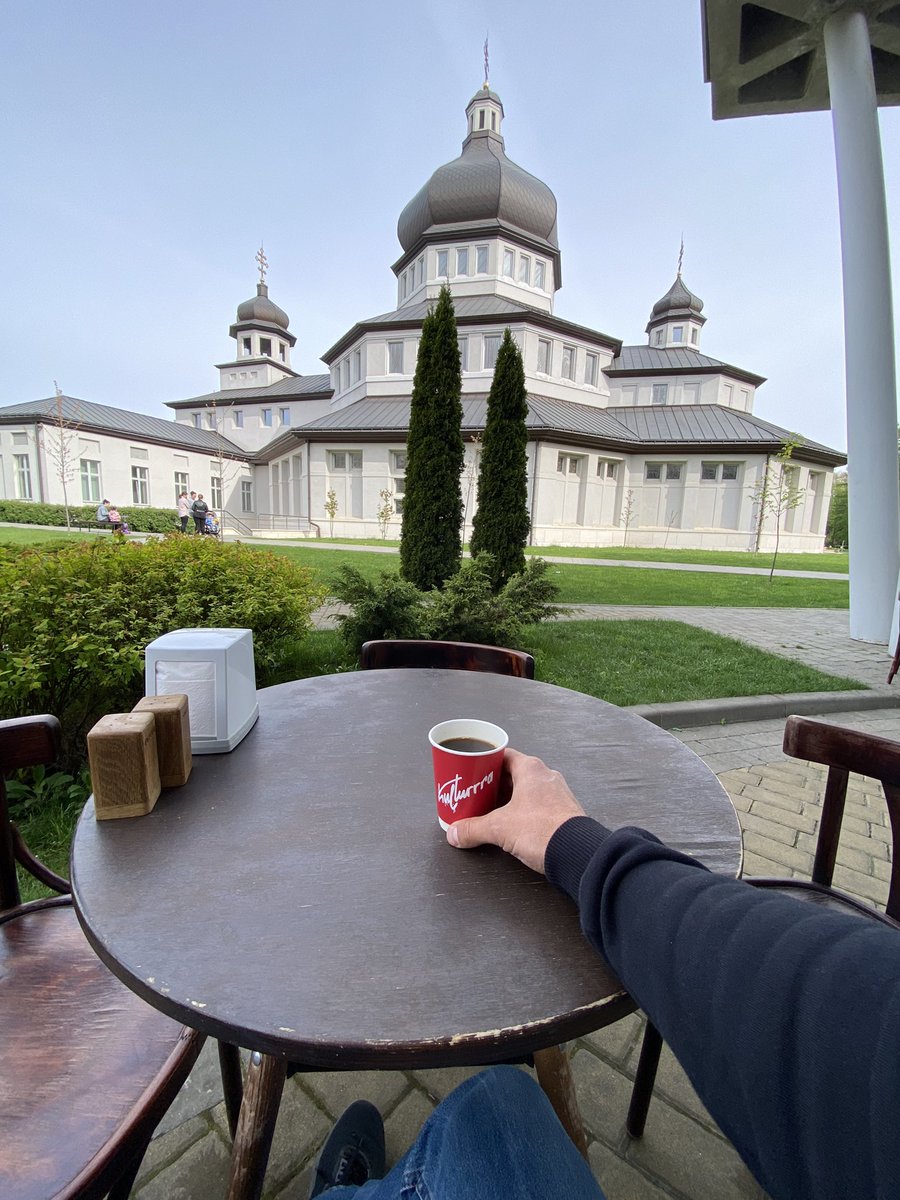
[309,1100,386,1197]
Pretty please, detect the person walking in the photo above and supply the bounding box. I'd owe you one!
[192,493,209,535]
[177,491,191,533]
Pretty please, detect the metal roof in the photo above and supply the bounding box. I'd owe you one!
[608,405,843,460]
[166,373,332,410]
[0,395,248,457]
[607,344,766,385]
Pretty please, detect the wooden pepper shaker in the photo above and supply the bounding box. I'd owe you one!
[133,693,192,788]
[87,712,161,820]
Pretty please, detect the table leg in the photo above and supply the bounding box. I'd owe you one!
[225,1051,287,1200]
[218,1041,245,1140]
[533,1045,589,1159]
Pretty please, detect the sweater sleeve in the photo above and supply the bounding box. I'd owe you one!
[545,817,900,1200]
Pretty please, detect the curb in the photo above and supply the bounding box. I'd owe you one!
[628,689,900,730]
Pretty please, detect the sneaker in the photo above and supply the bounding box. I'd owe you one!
[308,1100,386,1197]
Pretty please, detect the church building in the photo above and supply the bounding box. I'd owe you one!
[0,84,844,549]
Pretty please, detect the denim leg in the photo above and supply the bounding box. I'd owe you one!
[324,1066,605,1200]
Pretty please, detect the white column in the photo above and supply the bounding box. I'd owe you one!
[824,11,900,643]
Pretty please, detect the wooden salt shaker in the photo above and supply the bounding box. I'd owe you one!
[87,712,161,820]
[133,693,192,787]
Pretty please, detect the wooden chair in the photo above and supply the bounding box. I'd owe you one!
[626,715,900,1139]
[0,715,206,1200]
[357,637,589,1153]
[360,639,535,679]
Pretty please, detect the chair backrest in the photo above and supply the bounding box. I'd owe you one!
[0,715,64,911]
[782,715,900,920]
[360,639,535,679]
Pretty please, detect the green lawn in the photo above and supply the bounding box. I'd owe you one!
[525,545,849,573]
[263,544,849,609]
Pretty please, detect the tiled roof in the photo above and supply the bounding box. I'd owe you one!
[0,395,248,456]
[167,373,332,410]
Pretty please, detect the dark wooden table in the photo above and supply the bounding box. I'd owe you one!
[71,671,742,1199]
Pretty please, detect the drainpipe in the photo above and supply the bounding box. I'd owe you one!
[34,422,47,502]
[528,440,539,546]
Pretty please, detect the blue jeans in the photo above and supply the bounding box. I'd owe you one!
[326,1066,605,1199]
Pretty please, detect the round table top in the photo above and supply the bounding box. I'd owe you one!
[71,670,742,1069]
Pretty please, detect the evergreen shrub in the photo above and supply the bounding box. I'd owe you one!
[0,536,325,770]
[0,499,180,533]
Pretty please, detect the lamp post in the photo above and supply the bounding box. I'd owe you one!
[702,0,900,643]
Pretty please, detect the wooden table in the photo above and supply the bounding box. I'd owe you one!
[71,671,742,1199]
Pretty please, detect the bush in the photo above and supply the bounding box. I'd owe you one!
[0,536,325,770]
[0,499,181,534]
[331,554,561,657]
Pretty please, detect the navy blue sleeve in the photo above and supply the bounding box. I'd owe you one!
[545,817,900,1200]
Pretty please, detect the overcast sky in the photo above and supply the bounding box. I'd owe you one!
[3,0,900,453]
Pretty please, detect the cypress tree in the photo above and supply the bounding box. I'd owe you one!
[470,328,530,589]
[399,285,464,589]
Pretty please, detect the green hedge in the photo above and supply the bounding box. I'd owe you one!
[0,499,179,533]
[0,536,326,771]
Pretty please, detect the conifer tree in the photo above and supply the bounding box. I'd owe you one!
[399,285,464,589]
[470,328,530,589]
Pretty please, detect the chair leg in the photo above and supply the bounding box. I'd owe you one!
[106,1131,153,1199]
[219,1041,245,1141]
[533,1044,589,1159]
[626,1021,663,1138]
[225,1051,287,1200]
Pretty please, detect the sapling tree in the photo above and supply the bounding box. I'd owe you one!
[376,488,394,539]
[620,489,636,546]
[324,489,338,538]
[752,436,805,578]
[39,383,80,528]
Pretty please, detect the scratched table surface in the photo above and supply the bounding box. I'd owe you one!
[71,671,742,1069]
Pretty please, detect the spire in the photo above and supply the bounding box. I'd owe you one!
[483,34,490,88]
[677,235,684,277]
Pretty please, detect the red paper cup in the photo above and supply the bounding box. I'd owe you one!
[428,718,509,831]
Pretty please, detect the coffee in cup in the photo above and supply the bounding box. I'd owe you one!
[428,718,508,831]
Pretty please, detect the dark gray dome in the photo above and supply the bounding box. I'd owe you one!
[397,94,558,254]
[651,275,704,319]
[236,283,290,330]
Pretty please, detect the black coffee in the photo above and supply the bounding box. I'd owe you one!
[439,737,496,754]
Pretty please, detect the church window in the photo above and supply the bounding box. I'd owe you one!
[206,412,215,429]
[690,328,698,345]
[80,459,101,503]
[476,245,488,274]
[174,471,189,502]
[534,261,546,290]
[491,111,497,131]
[388,341,404,374]
[329,450,363,471]
[233,410,244,428]
[341,359,350,389]
[479,109,485,129]
[193,414,202,428]
[537,339,551,374]
[14,454,32,500]
[561,345,576,381]
[645,463,662,480]
[666,463,682,481]
[502,248,514,278]
[391,451,406,516]
[723,384,733,404]
[701,463,718,481]
[740,389,750,408]
[211,477,223,508]
[261,409,273,427]
[519,255,531,285]
[459,336,468,371]
[280,408,291,425]
[242,337,252,356]
[400,273,407,299]
[584,353,598,387]
[456,248,469,275]
[607,462,619,480]
[722,463,739,481]
[651,384,668,405]
[279,342,287,361]
[672,327,684,343]
[352,349,361,382]
[417,256,424,286]
[483,334,501,370]
[241,479,253,512]
[655,330,664,346]
[131,465,150,505]
[437,249,449,277]
[557,453,582,475]
[260,338,272,357]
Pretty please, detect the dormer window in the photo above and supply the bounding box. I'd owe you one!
[672,327,684,343]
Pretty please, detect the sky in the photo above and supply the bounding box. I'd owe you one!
[3,0,900,454]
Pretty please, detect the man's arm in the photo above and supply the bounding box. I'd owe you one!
[449,750,900,1200]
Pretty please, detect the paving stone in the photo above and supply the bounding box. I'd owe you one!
[796,831,872,874]
[741,831,813,874]
[831,864,889,908]
[383,1088,436,1167]
[740,784,806,815]
[581,1011,644,1065]
[154,1038,225,1136]
[134,1126,232,1200]
[571,1048,634,1146]
[739,811,799,848]
[136,1113,211,1185]
[299,1069,410,1119]
[268,1164,314,1200]
[748,799,818,835]
[741,851,794,878]
[254,1079,333,1196]
[410,1064,487,1103]
[588,1139,672,1199]
[650,1044,718,1129]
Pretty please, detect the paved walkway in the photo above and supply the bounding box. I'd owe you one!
[129,611,897,1200]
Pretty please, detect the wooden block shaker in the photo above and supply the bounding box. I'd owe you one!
[87,712,161,820]
[133,693,192,787]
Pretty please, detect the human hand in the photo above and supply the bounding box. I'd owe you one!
[446,747,586,874]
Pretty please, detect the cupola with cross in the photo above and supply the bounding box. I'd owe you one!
[217,248,298,390]
[646,248,706,351]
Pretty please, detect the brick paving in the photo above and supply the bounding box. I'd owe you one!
[130,607,899,1199]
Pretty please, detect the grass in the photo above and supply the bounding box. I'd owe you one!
[14,792,86,903]
[0,526,99,546]
[262,544,849,608]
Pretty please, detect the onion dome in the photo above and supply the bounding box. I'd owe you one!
[396,86,559,260]
[649,275,705,322]
[235,283,290,331]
